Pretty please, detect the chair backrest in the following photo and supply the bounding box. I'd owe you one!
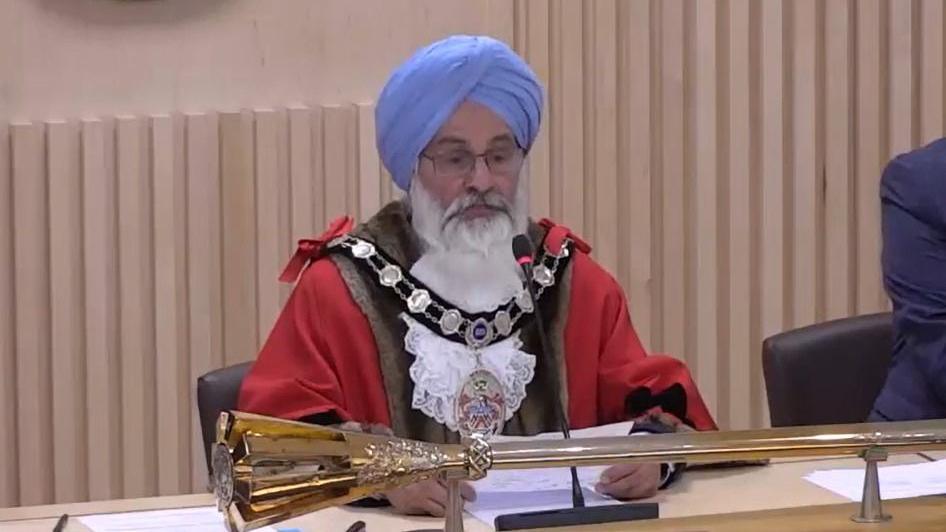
[762,312,893,427]
[196,361,253,478]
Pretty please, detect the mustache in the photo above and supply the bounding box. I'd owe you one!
[441,192,512,228]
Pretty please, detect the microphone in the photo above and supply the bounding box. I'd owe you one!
[492,235,659,530]
[511,235,585,509]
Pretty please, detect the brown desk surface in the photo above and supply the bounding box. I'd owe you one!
[0,455,936,531]
[922,450,946,461]
[590,496,946,532]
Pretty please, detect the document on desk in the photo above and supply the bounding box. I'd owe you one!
[77,506,278,532]
[803,459,946,501]
[467,421,634,528]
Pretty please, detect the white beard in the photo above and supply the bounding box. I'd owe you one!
[408,177,529,313]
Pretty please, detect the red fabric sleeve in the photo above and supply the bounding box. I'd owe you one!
[238,259,392,427]
[565,252,717,431]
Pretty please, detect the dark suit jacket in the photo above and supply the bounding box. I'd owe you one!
[870,138,946,421]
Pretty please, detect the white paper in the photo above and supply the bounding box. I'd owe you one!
[467,421,634,528]
[804,459,946,501]
[77,506,278,532]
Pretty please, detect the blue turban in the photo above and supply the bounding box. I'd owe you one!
[375,35,544,191]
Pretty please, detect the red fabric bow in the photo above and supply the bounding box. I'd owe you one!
[278,216,354,283]
[538,218,592,254]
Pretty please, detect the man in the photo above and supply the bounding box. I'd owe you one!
[869,138,946,421]
[239,35,716,517]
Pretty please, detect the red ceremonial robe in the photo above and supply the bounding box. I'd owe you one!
[239,204,716,439]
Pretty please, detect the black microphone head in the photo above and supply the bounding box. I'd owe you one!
[512,234,534,262]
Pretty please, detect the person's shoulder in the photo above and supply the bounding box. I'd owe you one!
[883,138,946,195]
[537,218,622,295]
[882,138,946,224]
[279,215,354,286]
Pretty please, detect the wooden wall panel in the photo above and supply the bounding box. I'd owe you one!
[0,123,18,508]
[12,122,54,506]
[888,0,917,157]
[824,0,855,320]
[517,0,553,219]
[855,0,888,315]
[587,0,619,277]
[618,0,653,349]
[691,0,721,417]
[152,114,190,496]
[3,0,944,508]
[658,0,687,361]
[81,118,123,501]
[220,111,259,365]
[725,0,755,431]
[791,0,824,328]
[322,105,357,224]
[47,120,88,503]
[357,104,382,233]
[254,109,291,335]
[185,112,222,491]
[550,0,585,234]
[116,116,157,499]
[920,0,945,143]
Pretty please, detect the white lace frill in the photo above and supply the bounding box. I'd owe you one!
[403,314,536,433]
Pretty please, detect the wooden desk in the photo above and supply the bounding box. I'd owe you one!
[599,496,946,532]
[922,450,946,461]
[0,455,934,531]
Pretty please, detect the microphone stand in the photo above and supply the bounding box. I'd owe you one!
[494,236,659,530]
[520,262,586,510]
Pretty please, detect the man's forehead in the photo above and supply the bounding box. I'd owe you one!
[429,133,516,149]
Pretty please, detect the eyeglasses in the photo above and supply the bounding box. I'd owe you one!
[421,146,524,179]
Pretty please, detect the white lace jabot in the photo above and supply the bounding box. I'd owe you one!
[402,314,536,433]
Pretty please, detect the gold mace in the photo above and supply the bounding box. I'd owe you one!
[211,411,946,532]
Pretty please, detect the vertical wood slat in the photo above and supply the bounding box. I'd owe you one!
[759,0,789,344]
[559,0,584,233]
[547,0,584,230]
[185,112,222,490]
[152,114,190,496]
[658,0,687,359]
[254,109,291,337]
[824,0,855,320]
[727,0,754,430]
[692,0,720,416]
[12,122,54,506]
[920,0,944,143]
[358,104,382,230]
[589,0,619,276]
[289,107,315,243]
[855,0,887,314]
[310,107,327,231]
[791,0,822,328]
[47,120,88,503]
[82,118,123,501]
[116,116,157,499]
[520,0,552,219]
[618,0,653,349]
[888,0,916,158]
[322,105,357,223]
[0,122,18,508]
[220,111,259,364]
[579,1,596,250]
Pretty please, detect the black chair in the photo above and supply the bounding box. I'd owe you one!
[762,312,893,427]
[196,361,253,479]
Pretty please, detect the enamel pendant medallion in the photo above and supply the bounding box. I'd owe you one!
[454,366,506,438]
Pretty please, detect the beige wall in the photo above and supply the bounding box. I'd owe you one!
[2,0,945,509]
[0,0,514,120]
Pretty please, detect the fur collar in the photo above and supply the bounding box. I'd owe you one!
[330,200,571,443]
